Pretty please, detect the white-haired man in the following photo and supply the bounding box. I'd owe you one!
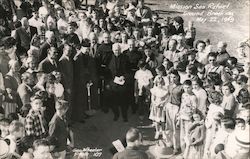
[107,43,130,122]
[216,41,230,66]
[39,31,57,62]
[14,17,37,55]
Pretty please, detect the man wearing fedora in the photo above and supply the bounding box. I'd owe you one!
[113,127,148,159]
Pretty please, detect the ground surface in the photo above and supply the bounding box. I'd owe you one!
[71,0,249,159]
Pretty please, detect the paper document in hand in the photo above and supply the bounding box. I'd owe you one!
[114,76,125,85]
[112,140,125,152]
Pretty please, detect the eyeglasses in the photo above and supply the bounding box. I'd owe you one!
[209,59,216,62]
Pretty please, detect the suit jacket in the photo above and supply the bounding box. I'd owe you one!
[15,26,37,53]
[59,56,74,90]
[38,57,58,74]
[216,51,230,66]
[188,60,203,69]
[17,83,33,106]
[124,48,143,72]
[98,8,109,18]
[135,6,152,20]
[39,41,51,63]
[169,24,184,35]
[108,54,129,81]
[97,43,113,78]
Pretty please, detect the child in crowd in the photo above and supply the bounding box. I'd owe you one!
[0,118,11,138]
[25,95,46,139]
[33,138,53,159]
[134,60,154,119]
[178,80,197,151]
[44,80,56,124]
[155,65,169,88]
[49,100,74,159]
[149,76,168,139]
[183,110,205,159]
[5,120,25,158]
[52,71,64,99]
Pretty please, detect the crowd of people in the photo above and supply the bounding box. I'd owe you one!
[0,0,249,158]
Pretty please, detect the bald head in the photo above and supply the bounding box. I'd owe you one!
[112,43,121,56]
[21,17,29,29]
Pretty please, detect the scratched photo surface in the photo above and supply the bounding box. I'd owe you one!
[0,0,249,159]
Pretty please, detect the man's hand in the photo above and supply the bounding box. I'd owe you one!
[120,76,125,81]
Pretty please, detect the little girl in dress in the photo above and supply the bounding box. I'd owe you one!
[183,110,205,159]
[149,76,168,139]
[52,71,64,99]
[134,60,154,119]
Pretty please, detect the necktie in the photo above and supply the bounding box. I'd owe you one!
[92,47,95,58]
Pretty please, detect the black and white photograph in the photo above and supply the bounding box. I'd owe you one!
[0,0,249,158]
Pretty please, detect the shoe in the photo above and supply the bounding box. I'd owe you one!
[123,118,128,122]
[154,132,160,139]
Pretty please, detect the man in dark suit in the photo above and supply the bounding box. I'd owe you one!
[14,17,37,55]
[135,0,152,21]
[107,43,129,122]
[97,32,113,112]
[38,46,58,74]
[17,72,34,107]
[87,34,100,110]
[59,43,74,120]
[187,51,203,69]
[98,1,109,19]
[39,31,57,62]
[123,39,142,114]
[216,41,230,66]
